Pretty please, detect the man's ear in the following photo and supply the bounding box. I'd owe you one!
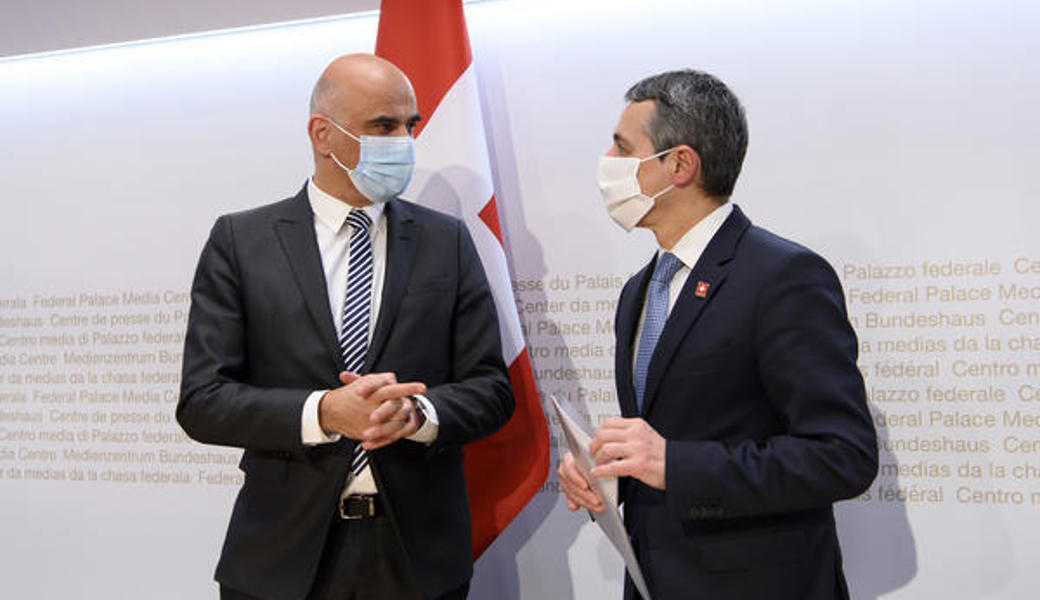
[308,116,332,156]
[671,145,701,188]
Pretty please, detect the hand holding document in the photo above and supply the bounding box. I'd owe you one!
[551,395,652,600]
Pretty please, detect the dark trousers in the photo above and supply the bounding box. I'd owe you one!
[221,515,469,600]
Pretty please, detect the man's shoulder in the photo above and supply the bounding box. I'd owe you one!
[742,223,815,260]
[390,198,466,239]
[218,193,304,227]
[738,221,839,283]
[392,198,462,226]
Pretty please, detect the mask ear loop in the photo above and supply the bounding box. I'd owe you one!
[640,146,679,163]
[639,146,679,200]
[320,115,362,142]
[649,184,675,201]
[320,115,364,173]
[328,151,354,174]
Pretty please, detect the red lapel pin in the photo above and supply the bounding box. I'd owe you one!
[695,281,710,298]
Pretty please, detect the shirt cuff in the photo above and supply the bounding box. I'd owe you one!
[302,390,342,445]
[406,394,439,444]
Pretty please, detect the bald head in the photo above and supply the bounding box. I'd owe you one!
[309,53,415,118]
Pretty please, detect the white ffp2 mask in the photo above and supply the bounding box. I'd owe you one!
[596,148,675,231]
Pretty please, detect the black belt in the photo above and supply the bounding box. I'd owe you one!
[338,494,382,520]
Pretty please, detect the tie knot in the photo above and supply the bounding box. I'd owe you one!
[651,252,683,283]
[346,208,372,234]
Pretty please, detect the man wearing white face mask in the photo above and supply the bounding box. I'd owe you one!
[178,53,513,600]
[559,70,878,599]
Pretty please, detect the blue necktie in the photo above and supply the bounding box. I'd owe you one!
[633,252,683,411]
[340,209,373,476]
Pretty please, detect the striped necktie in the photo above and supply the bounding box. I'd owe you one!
[341,208,373,477]
[633,252,683,411]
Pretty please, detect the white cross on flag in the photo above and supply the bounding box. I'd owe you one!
[376,0,550,558]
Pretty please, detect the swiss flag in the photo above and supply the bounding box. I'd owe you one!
[376,0,550,558]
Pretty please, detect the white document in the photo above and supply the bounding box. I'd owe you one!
[551,395,652,600]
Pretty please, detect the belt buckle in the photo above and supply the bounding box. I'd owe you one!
[339,495,376,520]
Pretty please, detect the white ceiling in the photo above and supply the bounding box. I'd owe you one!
[0,0,381,58]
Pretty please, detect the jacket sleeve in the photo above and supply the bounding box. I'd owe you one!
[423,221,515,448]
[665,250,878,520]
[176,216,310,453]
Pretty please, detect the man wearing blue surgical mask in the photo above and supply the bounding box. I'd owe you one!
[178,53,513,600]
[559,70,878,599]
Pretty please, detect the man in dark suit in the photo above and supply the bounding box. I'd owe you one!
[559,70,878,599]
[177,53,513,600]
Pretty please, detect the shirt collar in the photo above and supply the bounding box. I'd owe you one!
[307,178,385,234]
[662,202,734,269]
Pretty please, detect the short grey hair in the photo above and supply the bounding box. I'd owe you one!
[625,70,748,198]
[309,74,338,116]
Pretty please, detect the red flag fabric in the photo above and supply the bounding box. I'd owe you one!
[375,0,550,558]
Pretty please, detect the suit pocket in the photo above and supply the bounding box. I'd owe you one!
[238,451,293,484]
[699,528,807,572]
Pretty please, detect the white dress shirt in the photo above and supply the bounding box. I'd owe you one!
[632,202,733,368]
[300,178,438,495]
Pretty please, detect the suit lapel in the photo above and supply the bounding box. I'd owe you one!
[641,205,751,416]
[273,186,341,361]
[615,259,654,418]
[364,199,417,371]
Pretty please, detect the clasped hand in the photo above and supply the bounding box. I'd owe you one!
[318,371,427,450]
[557,417,666,513]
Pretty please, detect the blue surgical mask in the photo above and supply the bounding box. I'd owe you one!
[324,117,415,204]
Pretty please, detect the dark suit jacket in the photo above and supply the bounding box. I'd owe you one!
[615,205,877,600]
[176,185,514,600]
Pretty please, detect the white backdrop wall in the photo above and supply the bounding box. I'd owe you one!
[0,0,381,58]
[1,0,1038,598]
